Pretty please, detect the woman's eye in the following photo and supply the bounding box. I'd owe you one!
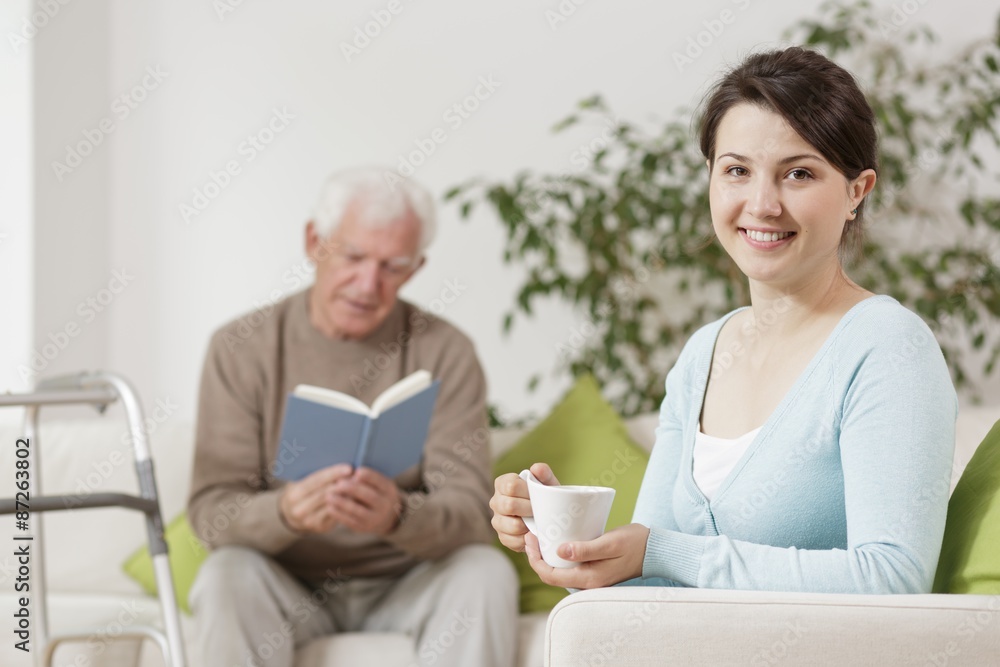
[725,166,748,177]
[788,169,812,181]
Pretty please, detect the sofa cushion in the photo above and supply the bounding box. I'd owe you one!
[934,417,1000,594]
[491,375,650,613]
[122,512,207,614]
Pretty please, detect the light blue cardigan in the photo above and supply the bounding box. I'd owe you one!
[632,295,957,594]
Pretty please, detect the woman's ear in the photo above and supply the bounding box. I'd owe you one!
[850,168,877,209]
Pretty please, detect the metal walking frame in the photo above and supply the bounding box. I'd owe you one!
[0,371,187,667]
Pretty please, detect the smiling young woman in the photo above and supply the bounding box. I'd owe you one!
[490,47,958,596]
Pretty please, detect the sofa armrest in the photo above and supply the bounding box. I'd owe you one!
[545,587,1000,666]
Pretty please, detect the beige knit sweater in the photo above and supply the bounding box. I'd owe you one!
[187,289,494,582]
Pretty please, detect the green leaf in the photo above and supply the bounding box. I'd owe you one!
[442,185,464,200]
[551,115,579,133]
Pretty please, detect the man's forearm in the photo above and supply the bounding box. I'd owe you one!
[189,486,300,554]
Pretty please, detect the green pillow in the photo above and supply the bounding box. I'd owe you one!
[934,418,1000,594]
[122,513,208,614]
[492,375,650,613]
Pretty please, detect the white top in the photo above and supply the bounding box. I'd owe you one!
[692,423,761,501]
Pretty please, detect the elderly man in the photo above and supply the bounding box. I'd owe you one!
[187,168,517,667]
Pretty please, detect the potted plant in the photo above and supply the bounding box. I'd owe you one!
[447,0,1000,420]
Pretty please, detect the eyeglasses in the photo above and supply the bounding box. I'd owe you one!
[324,243,420,280]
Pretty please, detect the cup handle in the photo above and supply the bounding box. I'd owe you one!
[518,469,538,535]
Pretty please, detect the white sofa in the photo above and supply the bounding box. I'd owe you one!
[544,407,1000,667]
[0,402,996,667]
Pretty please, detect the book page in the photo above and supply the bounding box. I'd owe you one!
[370,369,432,417]
[293,384,370,415]
[363,379,440,477]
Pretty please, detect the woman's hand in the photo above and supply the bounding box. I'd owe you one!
[524,523,650,589]
[489,462,560,552]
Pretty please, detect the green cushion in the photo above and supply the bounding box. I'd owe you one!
[934,418,1000,594]
[492,375,650,613]
[122,513,208,614]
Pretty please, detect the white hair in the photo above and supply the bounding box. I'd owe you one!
[312,167,436,252]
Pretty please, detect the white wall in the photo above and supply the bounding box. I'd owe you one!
[0,0,34,394]
[32,0,112,390]
[15,0,1000,421]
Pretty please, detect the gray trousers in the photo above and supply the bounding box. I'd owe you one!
[189,543,519,667]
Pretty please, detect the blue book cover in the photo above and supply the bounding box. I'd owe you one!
[274,370,440,481]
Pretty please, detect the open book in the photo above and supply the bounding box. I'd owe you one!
[275,370,440,480]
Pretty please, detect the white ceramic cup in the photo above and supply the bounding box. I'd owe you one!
[519,469,616,568]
